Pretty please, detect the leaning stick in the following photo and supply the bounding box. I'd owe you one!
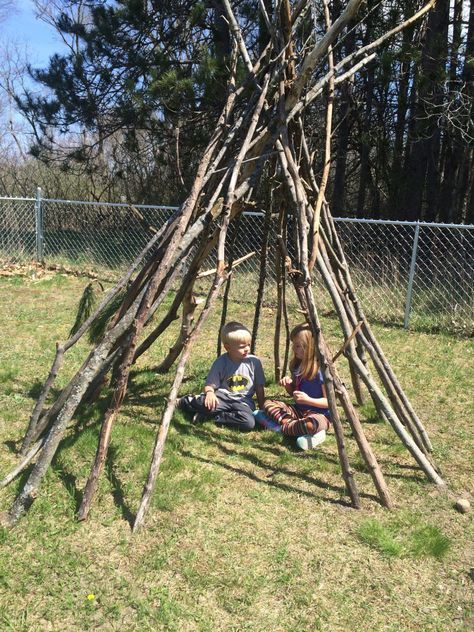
[0,438,45,489]
[278,235,360,508]
[197,251,256,279]
[217,215,241,357]
[77,208,200,521]
[4,287,147,526]
[325,279,444,482]
[251,202,272,354]
[320,209,433,452]
[133,271,227,531]
[222,0,254,73]
[332,321,364,363]
[334,383,393,509]
[20,213,180,454]
[315,245,441,476]
[277,129,362,514]
[308,0,335,272]
[302,286,360,508]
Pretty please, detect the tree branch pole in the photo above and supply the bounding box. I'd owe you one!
[319,208,434,452]
[77,140,258,522]
[308,0,335,273]
[315,246,444,485]
[3,286,149,526]
[281,250,360,508]
[0,438,45,490]
[133,266,229,530]
[276,112,362,508]
[20,212,180,454]
[251,195,272,354]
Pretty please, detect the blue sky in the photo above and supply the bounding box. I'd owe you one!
[1,0,66,68]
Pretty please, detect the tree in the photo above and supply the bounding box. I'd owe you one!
[16,1,242,202]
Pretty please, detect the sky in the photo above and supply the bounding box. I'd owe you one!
[0,1,68,140]
[1,0,66,69]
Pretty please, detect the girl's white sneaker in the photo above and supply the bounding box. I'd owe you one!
[296,429,326,451]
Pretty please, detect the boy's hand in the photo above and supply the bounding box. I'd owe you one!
[279,376,293,387]
[293,390,312,406]
[204,391,218,410]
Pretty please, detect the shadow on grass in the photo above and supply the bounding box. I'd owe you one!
[3,439,18,453]
[105,446,135,527]
[383,471,426,484]
[51,458,83,511]
[179,447,353,508]
[4,365,419,520]
[26,379,59,401]
[172,418,381,506]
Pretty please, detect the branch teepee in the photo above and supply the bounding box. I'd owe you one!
[1,0,444,531]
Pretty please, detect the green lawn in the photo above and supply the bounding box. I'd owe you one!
[0,272,473,631]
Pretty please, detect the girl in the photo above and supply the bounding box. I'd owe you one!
[263,323,330,449]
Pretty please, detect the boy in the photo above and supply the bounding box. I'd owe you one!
[178,321,265,430]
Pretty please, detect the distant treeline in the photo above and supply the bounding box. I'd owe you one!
[5,1,473,224]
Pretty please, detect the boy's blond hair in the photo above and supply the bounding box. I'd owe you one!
[289,323,318,380]
[221,321,251,346]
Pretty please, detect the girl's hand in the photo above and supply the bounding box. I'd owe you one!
[293,390,311,406]
[279,376,293,387]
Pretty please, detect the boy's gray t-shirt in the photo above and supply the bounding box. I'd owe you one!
[205,353,265,408]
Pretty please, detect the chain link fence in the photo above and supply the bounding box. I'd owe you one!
[1,192,473,335]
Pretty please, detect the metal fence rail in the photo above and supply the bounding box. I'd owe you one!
[1,190,473,335]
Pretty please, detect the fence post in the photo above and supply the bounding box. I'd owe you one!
[404,221,420,329]
[35,186,44,263]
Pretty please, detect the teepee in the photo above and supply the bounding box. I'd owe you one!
[1,0,444,531]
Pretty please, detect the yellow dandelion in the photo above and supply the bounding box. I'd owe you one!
[87,594,95,601]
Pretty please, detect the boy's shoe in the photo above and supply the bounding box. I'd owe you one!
[253,409,281,432]
[177,395,188,410]
[296,430,326,451]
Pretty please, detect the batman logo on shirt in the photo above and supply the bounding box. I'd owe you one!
[227,374,249,392]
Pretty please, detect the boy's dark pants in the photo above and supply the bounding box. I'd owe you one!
[179,392,255,431]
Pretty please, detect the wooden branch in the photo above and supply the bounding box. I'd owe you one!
[153,289,198,374]
[277,235,360,508]
[332,321,364,363]
[319,211,434,452]
[6,286,148,526]
[334,385,392,509]
[341,0,437,71]
[20,214,179,454]
[196,251,256,279]
[258,0,274,37]
[251,201,272,354]
[217,214,241,357]
[222,0,253,73]
[174,122,185,187]
[315,248,444,485]
[133,270,227,531]
[288,52,377,122]
[0,438,45,489]
[289,0,364,107]
[217,74,270,272]
[309,0,335,272]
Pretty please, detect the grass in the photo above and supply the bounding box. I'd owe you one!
[0,273,473,631]
[356,516,452,559]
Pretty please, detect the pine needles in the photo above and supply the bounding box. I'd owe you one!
[69,281,127,344]
[69,281,104,338]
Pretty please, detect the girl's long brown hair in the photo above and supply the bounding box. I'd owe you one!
[289,323,319,380]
